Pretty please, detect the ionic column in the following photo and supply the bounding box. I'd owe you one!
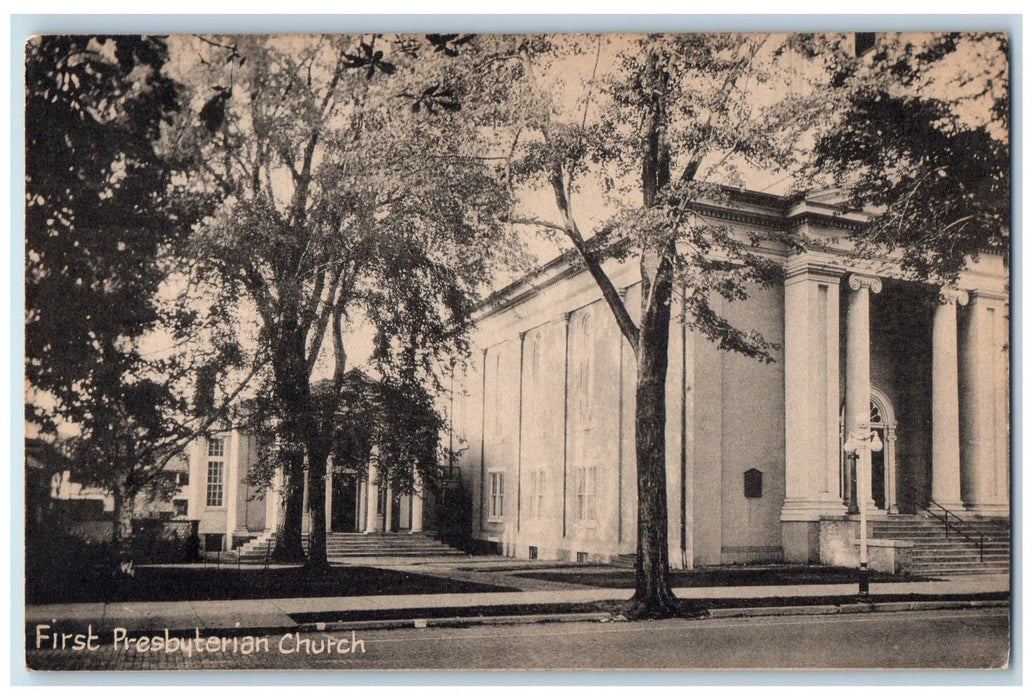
[384,486,394,532]
[300,465,310,535]
[265,464,283,532]
[225,431,240,549]
[364,457,380,533]
[960,290,1009,515]
[885,425,898,513]
[324,466,333,532]
[845,273,881,510]
[411,473,424,533]
[931,288,968,511]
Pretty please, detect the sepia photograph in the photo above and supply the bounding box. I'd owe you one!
[21,25,1012,673]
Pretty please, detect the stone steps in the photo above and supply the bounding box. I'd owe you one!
[226,531,465,563]
[314,533,466,559]
[871,515,1010,576]
[233,530,277,561]
[610,553,637,569]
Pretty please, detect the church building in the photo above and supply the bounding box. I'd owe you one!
[448,189,1010,571]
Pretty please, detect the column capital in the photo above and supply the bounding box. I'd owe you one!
[938,287,970,306]
[847,273,882,294]
[563,310,575,321]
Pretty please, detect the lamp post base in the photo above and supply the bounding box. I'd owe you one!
[858,561,870,598]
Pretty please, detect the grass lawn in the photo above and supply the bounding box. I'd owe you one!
[510,565,930,589]
[26,564,519,605]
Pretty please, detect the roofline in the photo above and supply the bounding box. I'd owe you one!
[476,186,866,319]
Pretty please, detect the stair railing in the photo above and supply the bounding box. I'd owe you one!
[895,484,1006,563]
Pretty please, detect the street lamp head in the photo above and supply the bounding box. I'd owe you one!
[870,430,883,453]
[843,435,858,455]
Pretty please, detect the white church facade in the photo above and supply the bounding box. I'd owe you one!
[447,189,1010,570]
[173,433,427,552]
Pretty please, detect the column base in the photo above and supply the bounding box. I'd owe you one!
[858,498,878,511]
[965,502,1010,518]
[931,500,966,514]
[781,498,849,522]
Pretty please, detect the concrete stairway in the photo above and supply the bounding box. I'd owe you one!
[230,530,278,564]
[610,553,637,569]
[314,532,466,559]
[230,531,465,564]
[871,514,1010,576]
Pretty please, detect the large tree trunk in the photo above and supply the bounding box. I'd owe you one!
[627,252,681,617]
[273,447,306,562]
[623,50,685,618]
[271,323,311,563]
[110,487,137,588]
[302,443,333,576]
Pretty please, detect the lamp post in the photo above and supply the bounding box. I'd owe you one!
[843,426,884,598]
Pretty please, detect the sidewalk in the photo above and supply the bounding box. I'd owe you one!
[25,573,1010,638]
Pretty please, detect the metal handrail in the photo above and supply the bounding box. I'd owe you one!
[895,484,1007,562]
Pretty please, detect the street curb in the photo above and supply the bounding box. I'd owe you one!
[300,611,616,633]
[289,599,1010,634]
[27,599,1008,643]
[705,598,1007,619]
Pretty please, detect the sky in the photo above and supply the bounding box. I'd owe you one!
[21,28,1010,434]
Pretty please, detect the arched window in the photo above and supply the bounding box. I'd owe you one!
[840,387,897,511]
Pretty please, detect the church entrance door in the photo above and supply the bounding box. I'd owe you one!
[330,472,360,532]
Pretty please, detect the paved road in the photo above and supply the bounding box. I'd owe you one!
[25,608,1010,671]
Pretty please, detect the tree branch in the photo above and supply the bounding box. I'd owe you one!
[548,164,640,351]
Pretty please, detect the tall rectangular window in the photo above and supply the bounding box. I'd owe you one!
[206,437,225,507]
[208,437,224,457]
[576,466,597,522]
[489,471,505,521]
[528,468,546,518]
[529,332,547,440]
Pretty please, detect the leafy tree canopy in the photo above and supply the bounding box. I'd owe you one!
[25,35,243,552]
[813,32,1009,281]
